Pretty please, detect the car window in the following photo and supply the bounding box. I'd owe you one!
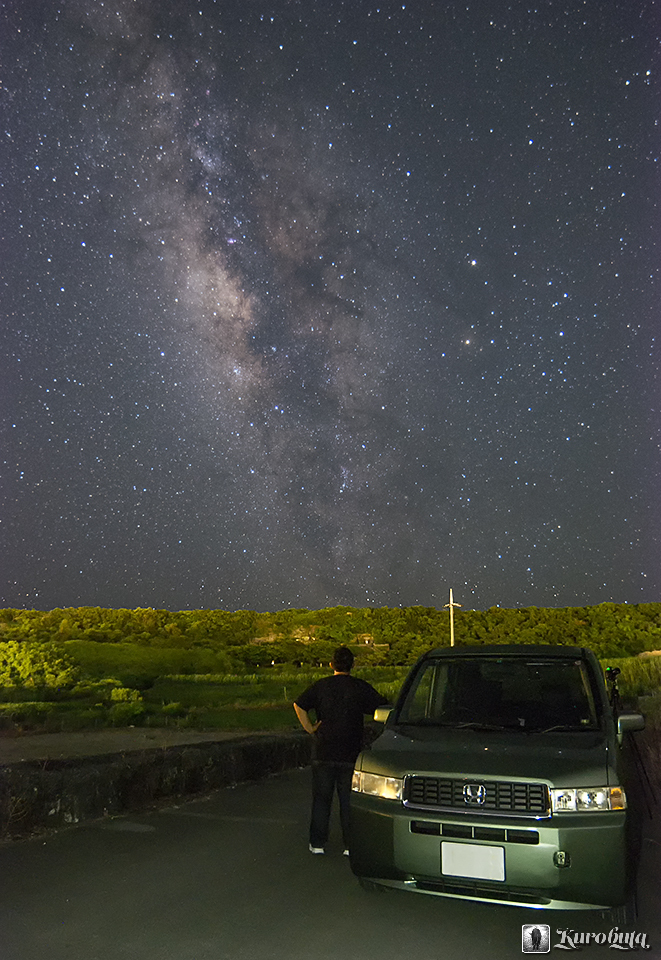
[397,657,598,730]
[403,662,435,721]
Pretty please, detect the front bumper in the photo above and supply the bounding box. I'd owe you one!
[349,793,629,910]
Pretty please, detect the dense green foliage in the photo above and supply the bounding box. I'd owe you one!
[0,602,659,734]
[1,602,660,667]
[0,641,80,690]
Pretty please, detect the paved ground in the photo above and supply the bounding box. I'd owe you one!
[0,727,277,764]
[1,764,659,960]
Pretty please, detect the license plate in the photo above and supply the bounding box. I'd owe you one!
[441,842,505,882]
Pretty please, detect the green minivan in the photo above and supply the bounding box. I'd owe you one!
[350,644,645,910]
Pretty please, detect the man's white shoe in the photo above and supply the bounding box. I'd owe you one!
[309,844,325,854]
[343,849,350,856]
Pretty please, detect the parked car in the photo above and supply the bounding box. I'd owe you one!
[350,644,644,911]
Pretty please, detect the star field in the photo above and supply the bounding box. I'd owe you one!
[1,0,659,612]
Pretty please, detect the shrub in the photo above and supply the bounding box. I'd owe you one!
[0,641,80,689]
[109,686,143,704]
[71,678,130,702]
[56,707,106,732]
[160,702,187,718]
[0,701,51,722]
[108,701,145,726]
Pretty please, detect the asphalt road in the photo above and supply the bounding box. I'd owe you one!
[1,767,659,960]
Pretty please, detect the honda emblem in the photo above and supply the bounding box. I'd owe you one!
[463,782,487,805]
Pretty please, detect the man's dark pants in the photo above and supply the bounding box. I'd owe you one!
[310,760,354,849]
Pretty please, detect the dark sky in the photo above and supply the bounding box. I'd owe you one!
[1,0,659,613]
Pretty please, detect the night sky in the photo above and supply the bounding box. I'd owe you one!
[2,0,659,613]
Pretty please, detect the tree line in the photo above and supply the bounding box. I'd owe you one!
[0,602,659,668]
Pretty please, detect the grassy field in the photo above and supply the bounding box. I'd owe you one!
[61,639,233,682]
[136,667,406,732]
[146,666,405,707]
[0,665,408,735]
[599,655,661,699]
[0,650,660,736]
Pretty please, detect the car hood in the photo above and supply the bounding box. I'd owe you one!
[363,725,614,787]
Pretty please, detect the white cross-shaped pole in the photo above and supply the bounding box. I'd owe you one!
[444,588,462,647]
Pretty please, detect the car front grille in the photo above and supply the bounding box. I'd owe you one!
[405,776,550,818]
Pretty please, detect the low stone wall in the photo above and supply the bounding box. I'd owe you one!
[0,732,312,841]
[3,723,658,843]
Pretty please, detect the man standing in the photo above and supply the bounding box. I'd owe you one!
[294,646,389,855]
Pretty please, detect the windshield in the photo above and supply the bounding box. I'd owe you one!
[397,657,599,731]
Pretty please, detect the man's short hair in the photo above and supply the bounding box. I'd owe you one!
[332,646,354,673]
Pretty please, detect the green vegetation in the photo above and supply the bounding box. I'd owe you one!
[0,640,80,690]
[61,639,234,686]
[600,655,661,700]
[2,601,661,663]
[0,603,658,734]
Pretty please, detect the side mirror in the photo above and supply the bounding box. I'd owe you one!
[374,706,393,723]
[617,712,645,744]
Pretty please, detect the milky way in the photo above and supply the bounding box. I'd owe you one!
[2,0,659,612]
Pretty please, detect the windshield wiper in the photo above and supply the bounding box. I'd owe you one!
[398,718,455,727]
[397,718,501,728]
[451,721,508,731]
[532,724,591,734]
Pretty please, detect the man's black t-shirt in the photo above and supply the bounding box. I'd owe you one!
[295,674,389,763]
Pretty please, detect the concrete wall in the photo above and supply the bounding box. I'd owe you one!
[2,722,657,842]
[0,732,312,840]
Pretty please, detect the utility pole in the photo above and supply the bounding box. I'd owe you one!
[444,588,462,647]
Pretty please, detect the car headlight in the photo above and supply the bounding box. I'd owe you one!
[550,786,626,813]
[352,770,403,801]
